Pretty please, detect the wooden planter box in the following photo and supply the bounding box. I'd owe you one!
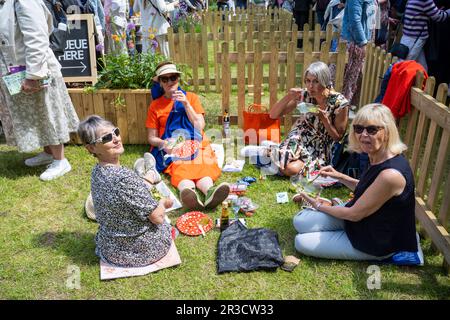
[68,88,152,145]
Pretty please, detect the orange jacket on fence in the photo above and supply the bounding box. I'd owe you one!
[382,60,428,119]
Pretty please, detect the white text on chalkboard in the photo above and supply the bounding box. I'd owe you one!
[59,39,88,61]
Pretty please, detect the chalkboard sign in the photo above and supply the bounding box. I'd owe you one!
[58,14,97,83]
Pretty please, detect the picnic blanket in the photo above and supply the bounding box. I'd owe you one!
[100,241,181,280]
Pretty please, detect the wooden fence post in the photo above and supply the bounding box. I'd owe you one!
[237,42,246,128]
[201,24,210,92]
[254,41,263,105]
[221,42,231,117]
[334,42,347,92]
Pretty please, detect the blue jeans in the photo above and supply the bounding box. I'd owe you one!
[293,209,391,260]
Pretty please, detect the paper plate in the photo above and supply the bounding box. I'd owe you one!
[309,171,339,187]
[176,211,213,236]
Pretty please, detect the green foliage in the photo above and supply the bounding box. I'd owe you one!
[92,52,192,90]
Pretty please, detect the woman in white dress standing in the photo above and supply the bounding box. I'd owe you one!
[0,0,79,181]
[133,0,179,57]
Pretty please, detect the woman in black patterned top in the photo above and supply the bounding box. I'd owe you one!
[78,115,173,267]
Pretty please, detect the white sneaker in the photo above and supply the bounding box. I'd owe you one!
[240,145,268,158]
[25,152,54,167]
[39,159,72,181]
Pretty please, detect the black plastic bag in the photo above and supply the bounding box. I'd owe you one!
[217,221,284,274]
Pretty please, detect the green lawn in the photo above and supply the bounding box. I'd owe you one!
[1,92,449,300]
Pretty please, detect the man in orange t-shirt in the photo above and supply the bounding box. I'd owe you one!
[145,62,229,211]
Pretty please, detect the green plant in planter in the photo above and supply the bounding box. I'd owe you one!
[91,52,192,90]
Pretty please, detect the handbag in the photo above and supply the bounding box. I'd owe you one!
[243,104,281,145]
[217,221,284,273]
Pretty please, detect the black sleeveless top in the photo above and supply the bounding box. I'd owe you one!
[344,155,417,256]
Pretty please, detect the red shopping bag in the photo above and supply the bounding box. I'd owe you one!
[243,104,281,145]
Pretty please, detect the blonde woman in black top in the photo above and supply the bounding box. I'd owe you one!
[293,104,421,263]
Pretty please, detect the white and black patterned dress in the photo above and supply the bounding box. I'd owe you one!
[91,164,172,267]
[271,91,349,169]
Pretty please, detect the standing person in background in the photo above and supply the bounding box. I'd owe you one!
[104,0,129,55]
[236,0,247,8]
[400,0,449,72]
[0,0,79,181]
[315,0,331,30]
[341,0,377,105]
[293,0,313,34]
[133,0,179,57]
[374,0,390,50]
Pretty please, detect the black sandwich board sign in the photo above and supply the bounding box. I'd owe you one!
[58,14,97,84]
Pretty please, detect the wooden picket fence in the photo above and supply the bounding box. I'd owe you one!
[398,74,450,272]
[219,40,347,130]
[167,19,340,93]
[360,43,397,106]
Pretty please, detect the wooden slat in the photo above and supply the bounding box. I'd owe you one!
[237,42,246,129]
[439,176,450,229]
[124,93,139,144]
[360,43,373,106]
[416,120,438,197]
[92,92,105,118]
[81,93,94,125]
[213,16,220,93]
[320,40,330,65]
[279,19,287,92]
[373,49,386,104]
[334,42,347,92]
[269,39,278,109]
[221,42,231,116]
[285,41,296,132]
[302,23,310,50]
[367,47,381,103]
[416,197,450,271]
[410,78,436,173]
[427,130,449,212]
[201,24,210,93]
[254,41,263,105]
[167,28,176,61]
[247,14,254,89]
[314,23,321,52]
[179,28,186,63]
[114,94,128,144]
[135,93,150,144]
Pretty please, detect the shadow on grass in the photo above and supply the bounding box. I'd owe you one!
[33,231,98,267]
[0,150,45,180]
[350,242,450,299]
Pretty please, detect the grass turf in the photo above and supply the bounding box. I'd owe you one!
[1,93,449,300]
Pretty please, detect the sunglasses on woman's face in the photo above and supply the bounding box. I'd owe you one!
[91,127,120,144]
[353,125,384,135]
[159,75,179,83]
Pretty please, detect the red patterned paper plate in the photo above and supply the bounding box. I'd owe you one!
[176,211,213,236]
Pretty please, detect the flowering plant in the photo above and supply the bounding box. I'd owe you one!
[172,3,202,33]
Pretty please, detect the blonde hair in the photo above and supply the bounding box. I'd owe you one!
[348,104,407,155]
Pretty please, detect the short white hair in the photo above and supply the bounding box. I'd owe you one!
[348,104,407,155]
[304,61,332,89]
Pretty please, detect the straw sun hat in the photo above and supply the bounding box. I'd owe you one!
[152,63,182,82]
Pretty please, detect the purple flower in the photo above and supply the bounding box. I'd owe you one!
[96,43,104,52]
[127,22,136,31]
[151,39,159,49]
